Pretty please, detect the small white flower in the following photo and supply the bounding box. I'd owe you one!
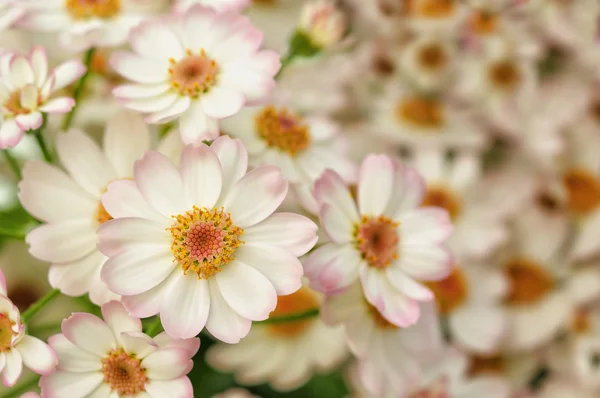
[299,1,346,50]
[175,0,249,13]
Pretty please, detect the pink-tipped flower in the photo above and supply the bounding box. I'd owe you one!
[299,1,346,50]
[40,300,199,398]
[304,154,454,328]
[97,136,318,341]
[175,0,250,13]
[0,47,84,148]
[111,5,280,145]
[0,270,57,387]
[0,1,25,31]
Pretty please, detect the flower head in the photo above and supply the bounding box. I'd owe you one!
[98,136,318,341]
[0,47,84,148]
[299,1,346,49]
[111,5,280,145]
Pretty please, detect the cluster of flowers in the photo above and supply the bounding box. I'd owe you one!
[0,0,598,397]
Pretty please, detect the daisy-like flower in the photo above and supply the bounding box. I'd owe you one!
[207,286,347,391]
[322,283,443,396]
[0,47,84,149]
[303,154,453,327]
[97,136,318,341]
[410,147,508,259]
[18,110,180,305]
[40,300,199,398]
[19,0,167,52]
[221,101,356,186]
[111,5,280,145]
[0,269,57,387]
[175,0,249,13]
[404,0,469,33]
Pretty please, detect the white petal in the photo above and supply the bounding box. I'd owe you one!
[179,144,222,208]
[102,180,167,223]
[210,135,248,196]
[19,84,38,110]
[16,335,57,375]
[113,83,171,99]
[30,46,48,86]
[38,97,75,113]
[201,86,244,119]
[450,305,506,353]
[130,20,184,60]
[319,245,362,294]
[10,56,34,87]
[205,279,251,344]
[110,51,168,84]
[40,371,103,398]
[47,334,101,373]
[1,349,22,387]
[97,217,170,258]
[178,102,220,145]
[397,245,453,281]
[26,220,97,263]
[103,110,150,177]
[62,313,117,357]
[48,251,104,297]
[145,96,191,124]
[144,377,193,398]
[120,332,158,359]
[319,203,354,244]
[121,270,180,318]
[314,169,359,222]
[386,267,434,301]
[0,119,24,149]
[242,213,317,257]
[358,154,396,216]
[52,59,86,91]
[101,300,142,341]
[141,348,191,380]
[160,273,210,339]
[399,208,453,246]
[15,112,43,131]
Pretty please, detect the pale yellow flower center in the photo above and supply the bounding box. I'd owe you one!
[488,60,521,91]
[267,287,320,338]
[563,168,600,215]
[101,349,147,396]
[168,206,244,279]
[425,267,468,314]
[354,215,400,269]
[395,96,445,129]
[4,89,34,116]
[65,0,121,20]
[0,313,15,351]
[503,258,554,306]
[169,50,219,97]
[417,43,448,71]
[421,185,462,221]
[255,106,311,156]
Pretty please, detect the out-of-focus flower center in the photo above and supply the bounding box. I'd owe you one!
[535,191,563,214]
[371,52,396,77]
[469,354,505,376]
[395,96,445,129]
[255,105,311,156]
[469,10,497,35]
[415,0,456,18]
[354,215,399,269]
[563,168,600,214]
[366,302,398,329]
[96,202,113,225]
[0,313,15,351]
[168,206,244,279]
[406,376,449,398]
[572,308,592,334]
[488,60,521,91]
[169,50,219,97]
[267,287,319,338]
[503,258,554,306]
[4,89,35,116]
[65,0,121,20]
[417,43,447,71]
[421,186,461,220]
[425,267,468,314]
[101,349,147,395]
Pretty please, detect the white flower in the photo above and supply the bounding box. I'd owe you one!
[40,300,199,398]
[207,286,347,391]
[0,0,24,31]
[111,5,280,145]
[97,136,318,341]
[18,110,180,305]
[322,283,443,396]
[0,269,57,387]
[221,102,356,186]
[304,154,453,327]
[20,0,166,51]
[175,0,249,13]
[299,1,346,49]
[0,47,84,148]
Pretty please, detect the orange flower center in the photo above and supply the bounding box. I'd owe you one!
[562,168,600,214]
[4,89,36,116]
[469,354,505,376]
[470,10,498,35]
[366,302,398,329]
[354,215,399,269]
[65,0,121,19]
[96,202,113,225]
[572,308,592,334]
[101,349,147,396]
[395,96,445,129]
[267,287,320,338]
[168,206,244,279]
[488,61,521,91]
[421,186,462,220]
[169,49,219,97]
[417,44,448,71]
[0,314,15,351]
[255,106,311,156]
[415,0,456,18]
[425,267,468,314]
[503,258,554,306]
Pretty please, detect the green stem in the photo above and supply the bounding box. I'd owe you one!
[3,375,40,398]
[145,316,163,337]
[0,227,25,240]
[259,308,320,324]
[33,130,52,163]
[2,150,21,179]
[276,52,295,79]
[61,48,96,131]
[21,289,60,324]
[28,321,62,336]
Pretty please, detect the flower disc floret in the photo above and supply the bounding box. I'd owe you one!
[354,215,400,269]
[101,349,147,396]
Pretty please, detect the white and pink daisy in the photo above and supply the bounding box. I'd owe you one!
[175,0,249,13]
[0,47,84,148]
[207,286,347,391]
[97,136,318,341]
[18,110,176,305]
[221,101,356,186]
[40,300,199,398]
[111,5,280,145]
[19,0,167,52]
[0,269,57,387]
[322,283,443,396]
[303,154,453,327]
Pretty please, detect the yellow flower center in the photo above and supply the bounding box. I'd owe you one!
[169,49,219,97]
[469,354,505,376]
[366,302,398,329]
[168,206,244,279]
[4,89,35,116]
[425,267,468,314]
[267,287,320,338]
[65,0,121,20]
[488,60,521,91]
[0,314,15,351]
[470,10,498,35]
[255,106,311,156]
[421,185,462,220]
[503,258,554,306]
[417,43,448,71]
[572,308,592,335]
[354,215,399,269]
[96,202,113,225]
[101,349,147,396]
[415,0,456,18]
[395,96,445,129]
[563,168,600,215]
